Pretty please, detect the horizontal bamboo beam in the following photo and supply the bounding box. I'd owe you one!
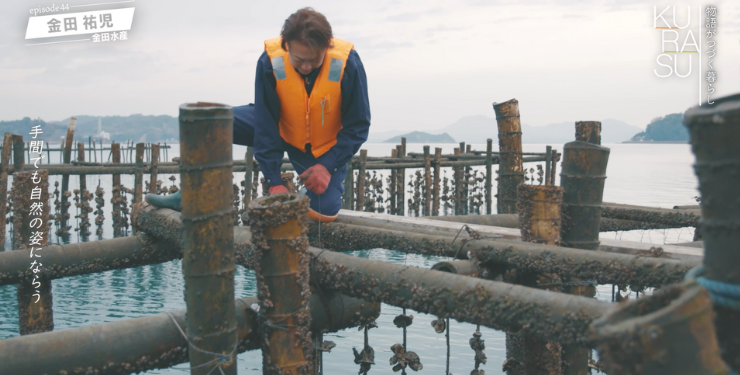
[426,214,678,232]
[0,293,378,375]
[8,156,549,176]
[334,209,703,262]
[132,205,611,344]
[0,234,180,287]
[601,202,701,227]
[311,222,698,287]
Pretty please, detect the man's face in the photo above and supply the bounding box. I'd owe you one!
[287,41,327,76]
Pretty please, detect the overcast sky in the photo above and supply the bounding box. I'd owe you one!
[1,0,738,132]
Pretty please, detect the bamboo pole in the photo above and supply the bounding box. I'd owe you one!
[544,145,552,186]
[178,102,237,375]
[356,149,367,211]
[433,148,441,216]
[493,99,524,214]
[486,139,493,214]
[343,160,354,210]
[684,94,740,372]
[423,146,431,216]
[149,144,160,193]
[453,148,461,215]
[249,194,313,374]
[13,135,24,172]
[390,148,397,215]
[12,170,53,335]
[133,143,144,204]
[396,144,405,216]
[0,293,378,375]
[0,133,12,249]
[244,147,254,209]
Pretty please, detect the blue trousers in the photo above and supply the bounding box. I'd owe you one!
[233,104,347,216]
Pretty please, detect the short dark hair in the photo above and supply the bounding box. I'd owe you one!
[280,8,334,51]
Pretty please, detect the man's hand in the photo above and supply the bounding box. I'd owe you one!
[269,185,289,195]
[299,164,331,195]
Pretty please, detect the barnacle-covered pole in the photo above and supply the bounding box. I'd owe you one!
[0,133,12,248]
[575,121,601,145]
[248,193,314,374]
[0,293,378,375]
[133,143,145,204]
[12,169,53,335]
[485,139,493,214]
[493,99,524,214]
[559,133,610,375]
[684,93,740,372]
[591,282,730,374]
[559,141,610,250]
[178,102,238,375]
[149,143,160,193]
[60,119,75,233]
[357,149,367,211]
[433,148,441,216]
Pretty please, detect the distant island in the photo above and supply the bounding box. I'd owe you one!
[627,113,688,143]
[384,131,455,143]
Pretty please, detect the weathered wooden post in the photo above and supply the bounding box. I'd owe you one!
[76,142,90,239]
[249,193,313,374]
[423,146,431,216]
[485,139,493,214]
[149,143,160,194]
[13,169,53,335]
[179,102,238,375]
[433,148,441,216]
[133,143,144,204]
[0,133,12,249]
[550,149,559,185]
[684,94,740,373]
[356,149,367,211]
[493,99,524,214]
[396,144,405,216]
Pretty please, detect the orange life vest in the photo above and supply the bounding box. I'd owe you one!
[264,37,354,158]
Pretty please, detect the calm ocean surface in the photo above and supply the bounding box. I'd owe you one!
[0,142,699,374]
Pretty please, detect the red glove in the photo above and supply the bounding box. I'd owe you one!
[299,164,331,195]
[268,185,289,195]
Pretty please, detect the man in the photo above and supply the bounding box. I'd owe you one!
[147,8,371,222]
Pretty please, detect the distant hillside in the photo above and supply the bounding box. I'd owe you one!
[630,113,688,142]
[0,117,69,141]
[0,114,179,143]
[433,115,642,144]
[384,131,455,143]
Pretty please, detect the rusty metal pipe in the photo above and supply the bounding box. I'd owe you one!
[0,293,379,375]
[178,102,238,375]
[685,93,740,372]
